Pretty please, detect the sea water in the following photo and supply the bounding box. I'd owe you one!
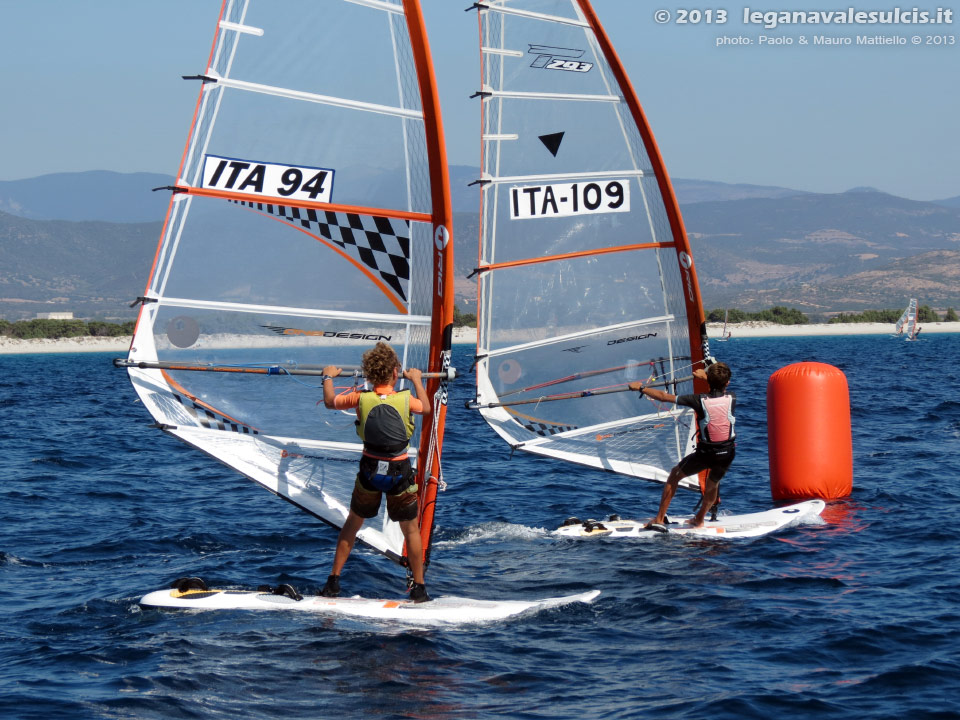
[1,335,959,719]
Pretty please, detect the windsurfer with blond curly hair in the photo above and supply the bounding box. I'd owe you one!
[320,342,432,602]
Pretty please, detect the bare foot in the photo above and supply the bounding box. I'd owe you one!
[687,518,705,529]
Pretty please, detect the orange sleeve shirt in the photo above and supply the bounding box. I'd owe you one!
[331,383,425,414]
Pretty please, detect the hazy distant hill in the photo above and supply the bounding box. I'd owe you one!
[673,178,808,204]
[686,189,960,311]
[0,171,172,223]
[934,195,960,209]
[0,210,160,319]
[778,250,960,310]
[0,169,810,220]
[1,171,958,320]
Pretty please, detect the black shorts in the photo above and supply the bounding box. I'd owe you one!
[675,446,735,484]
[350,455,419,523]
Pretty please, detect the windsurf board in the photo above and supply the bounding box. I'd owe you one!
[140,586,601,624]
[554,499,825,539]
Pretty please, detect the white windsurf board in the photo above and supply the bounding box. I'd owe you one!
[554,499,825,539]
[140,586,600,624]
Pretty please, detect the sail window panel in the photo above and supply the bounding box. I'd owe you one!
[605,101,668,243]
[405,221,436,320]
[659,249,690,343]
[480,176,672,266]
[480,120,644,192]
[476,325,694,475]
[156,197,420,318]
[146,304,429,445]
[344,0,405,13]
[165,426,402,558]
[479,252,680,351]
[481,320,692,419]
[522,416,692,481]
[481,94,643,181]
[212,0,420,117]
[479,1,586,31]
[475,405,688,484]
[480,2,613,99]
[184,89,431,214]
[247,436,364,526]
[256,436,403,557]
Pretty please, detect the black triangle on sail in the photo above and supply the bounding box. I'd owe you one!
[539,132,565,157]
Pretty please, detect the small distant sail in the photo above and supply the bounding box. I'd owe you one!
[717,309,731,341]
[468,1,708,490]
[895,298,918,339]
[119,0,454,568]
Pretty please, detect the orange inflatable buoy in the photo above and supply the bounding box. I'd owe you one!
[767,362,853,501]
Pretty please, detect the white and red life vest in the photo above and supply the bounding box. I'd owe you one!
[697,394,735,447]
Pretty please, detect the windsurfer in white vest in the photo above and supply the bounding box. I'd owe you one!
[628,362,736,530]
[319,342,432,602]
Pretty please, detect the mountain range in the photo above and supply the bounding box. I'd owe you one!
[1,171,958,320]
[684,189,960,312]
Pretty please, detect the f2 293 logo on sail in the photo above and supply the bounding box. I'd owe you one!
[509,180,630,220]
[202,154,335,204]
[528,45,593,73]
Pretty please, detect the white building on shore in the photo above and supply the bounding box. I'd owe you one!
[35,312,74,320]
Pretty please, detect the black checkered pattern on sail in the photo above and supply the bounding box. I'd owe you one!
[522,421,577,437]
[232,201,410,301]
[177,393,258,435]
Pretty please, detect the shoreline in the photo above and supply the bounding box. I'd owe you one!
[0,321,956,355]
[703,320,960,338]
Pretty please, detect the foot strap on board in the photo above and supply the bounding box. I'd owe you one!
[171,577,208,592]
[710,498,721,522]
[319,574,341,598]
[692,497,722,522]
[409,582,431,604]
[273,584,303,601]
[257,583,303,601]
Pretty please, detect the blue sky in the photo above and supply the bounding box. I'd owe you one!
[1,0,957,200]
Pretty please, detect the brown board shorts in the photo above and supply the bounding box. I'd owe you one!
[350,455,419,522]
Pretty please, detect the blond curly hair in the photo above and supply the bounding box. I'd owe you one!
[362,342,400,385]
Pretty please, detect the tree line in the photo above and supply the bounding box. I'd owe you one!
[707,305,959,325]
[827,305,957,323]
[0,319,135,339]
[453,305,477,328]
[3,303,957,339]
[706,306,810,325]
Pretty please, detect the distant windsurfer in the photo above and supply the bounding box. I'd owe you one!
[319,342,432,602]
[628,362,736,530]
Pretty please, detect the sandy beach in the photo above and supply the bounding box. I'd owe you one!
[704,321,960,338]
[0,335,133,355]
[1,321,957,355]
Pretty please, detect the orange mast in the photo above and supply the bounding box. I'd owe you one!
[403,0,455,573]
